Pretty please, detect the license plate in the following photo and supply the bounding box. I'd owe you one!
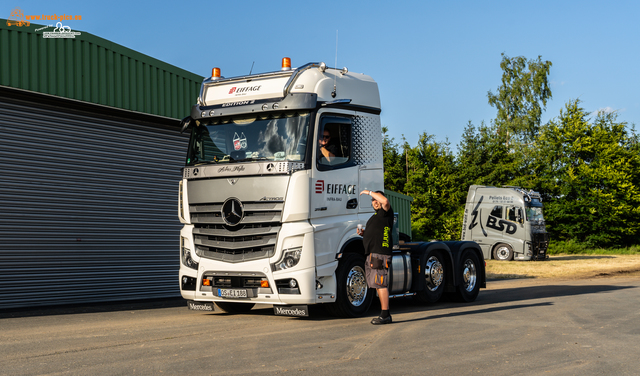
[218,288,248,298]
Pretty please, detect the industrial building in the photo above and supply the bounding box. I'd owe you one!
[0,19,203,309]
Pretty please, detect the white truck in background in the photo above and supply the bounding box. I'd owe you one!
[178,58,485,317]
[461,185,549,261]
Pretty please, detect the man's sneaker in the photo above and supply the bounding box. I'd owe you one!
[371,315,392,325]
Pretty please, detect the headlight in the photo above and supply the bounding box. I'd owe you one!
[271,247,302,271]
[181,237,198,270]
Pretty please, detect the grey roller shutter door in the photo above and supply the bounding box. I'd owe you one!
[0,96,189,309]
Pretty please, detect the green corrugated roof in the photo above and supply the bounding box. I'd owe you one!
[0,18,203,119]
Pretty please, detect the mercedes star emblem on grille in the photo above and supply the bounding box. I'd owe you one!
[221,198,244,226]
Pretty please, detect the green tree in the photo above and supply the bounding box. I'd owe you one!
[381,126,407,193]
[404,133,463,241]
[487,54,552,144]
[533,100,640,247]
[456,121,519,189]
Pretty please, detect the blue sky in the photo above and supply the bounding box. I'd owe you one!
[8,0,640,150]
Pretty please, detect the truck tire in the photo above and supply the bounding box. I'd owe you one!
[215,302,256,313]
[493,243,514,261]
[326,253,373,318]
[454,250,481,302]
[415,252,446,304]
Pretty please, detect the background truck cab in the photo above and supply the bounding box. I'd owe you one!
[461,185,549,261]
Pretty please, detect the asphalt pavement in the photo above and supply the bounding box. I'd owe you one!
[1,276,639,375]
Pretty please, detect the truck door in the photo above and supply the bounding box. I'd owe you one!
[484,204,523,244]
[310,114,359,267]
[505,205,525,253]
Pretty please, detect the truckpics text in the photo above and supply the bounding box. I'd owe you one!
[461,185,549,261]
[178,58,486,317]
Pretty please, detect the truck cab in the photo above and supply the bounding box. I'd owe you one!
[178,59,485,317]
[461,185,549,261]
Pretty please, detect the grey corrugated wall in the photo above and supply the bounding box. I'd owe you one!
[0,92,189,309]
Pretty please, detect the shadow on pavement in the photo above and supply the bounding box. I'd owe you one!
[394,302,554,323]
[2,282,636,321]
[477,283,637,305]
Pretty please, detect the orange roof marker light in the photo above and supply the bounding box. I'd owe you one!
[211,67,221,79]
[281,57,291,71]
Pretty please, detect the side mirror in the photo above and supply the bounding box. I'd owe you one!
[180,116,193,134]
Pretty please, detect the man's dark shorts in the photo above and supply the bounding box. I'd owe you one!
[365,253,391,288]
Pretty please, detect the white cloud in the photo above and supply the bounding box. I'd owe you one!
[591,107,626,117]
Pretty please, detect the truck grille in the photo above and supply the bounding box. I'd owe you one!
[532,232,550,260]
[191,201,283,263]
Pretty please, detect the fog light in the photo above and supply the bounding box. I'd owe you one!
[262,104,269,111]
[289,279,297,288]
[209,110,215,116]
[181,276,196,291]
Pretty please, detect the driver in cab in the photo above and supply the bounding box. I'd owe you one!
[318,129,336,163]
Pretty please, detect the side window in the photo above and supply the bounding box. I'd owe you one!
[490,205,503,218]
[317,116,352,169]
[507,206,523,223]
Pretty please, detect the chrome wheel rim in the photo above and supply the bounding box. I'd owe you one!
[346,266,367,306]
[495,246,511,260]
[425,256,444,291]
[462,259,477,292]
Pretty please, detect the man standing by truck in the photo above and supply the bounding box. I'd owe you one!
[357,190,394,324]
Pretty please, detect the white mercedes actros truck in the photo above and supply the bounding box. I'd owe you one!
[178,58,485,317]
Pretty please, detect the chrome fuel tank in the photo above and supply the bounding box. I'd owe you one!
[388,253,412,294]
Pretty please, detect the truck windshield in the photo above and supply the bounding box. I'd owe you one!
[525,206,544,222]
[186,111,310,165]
